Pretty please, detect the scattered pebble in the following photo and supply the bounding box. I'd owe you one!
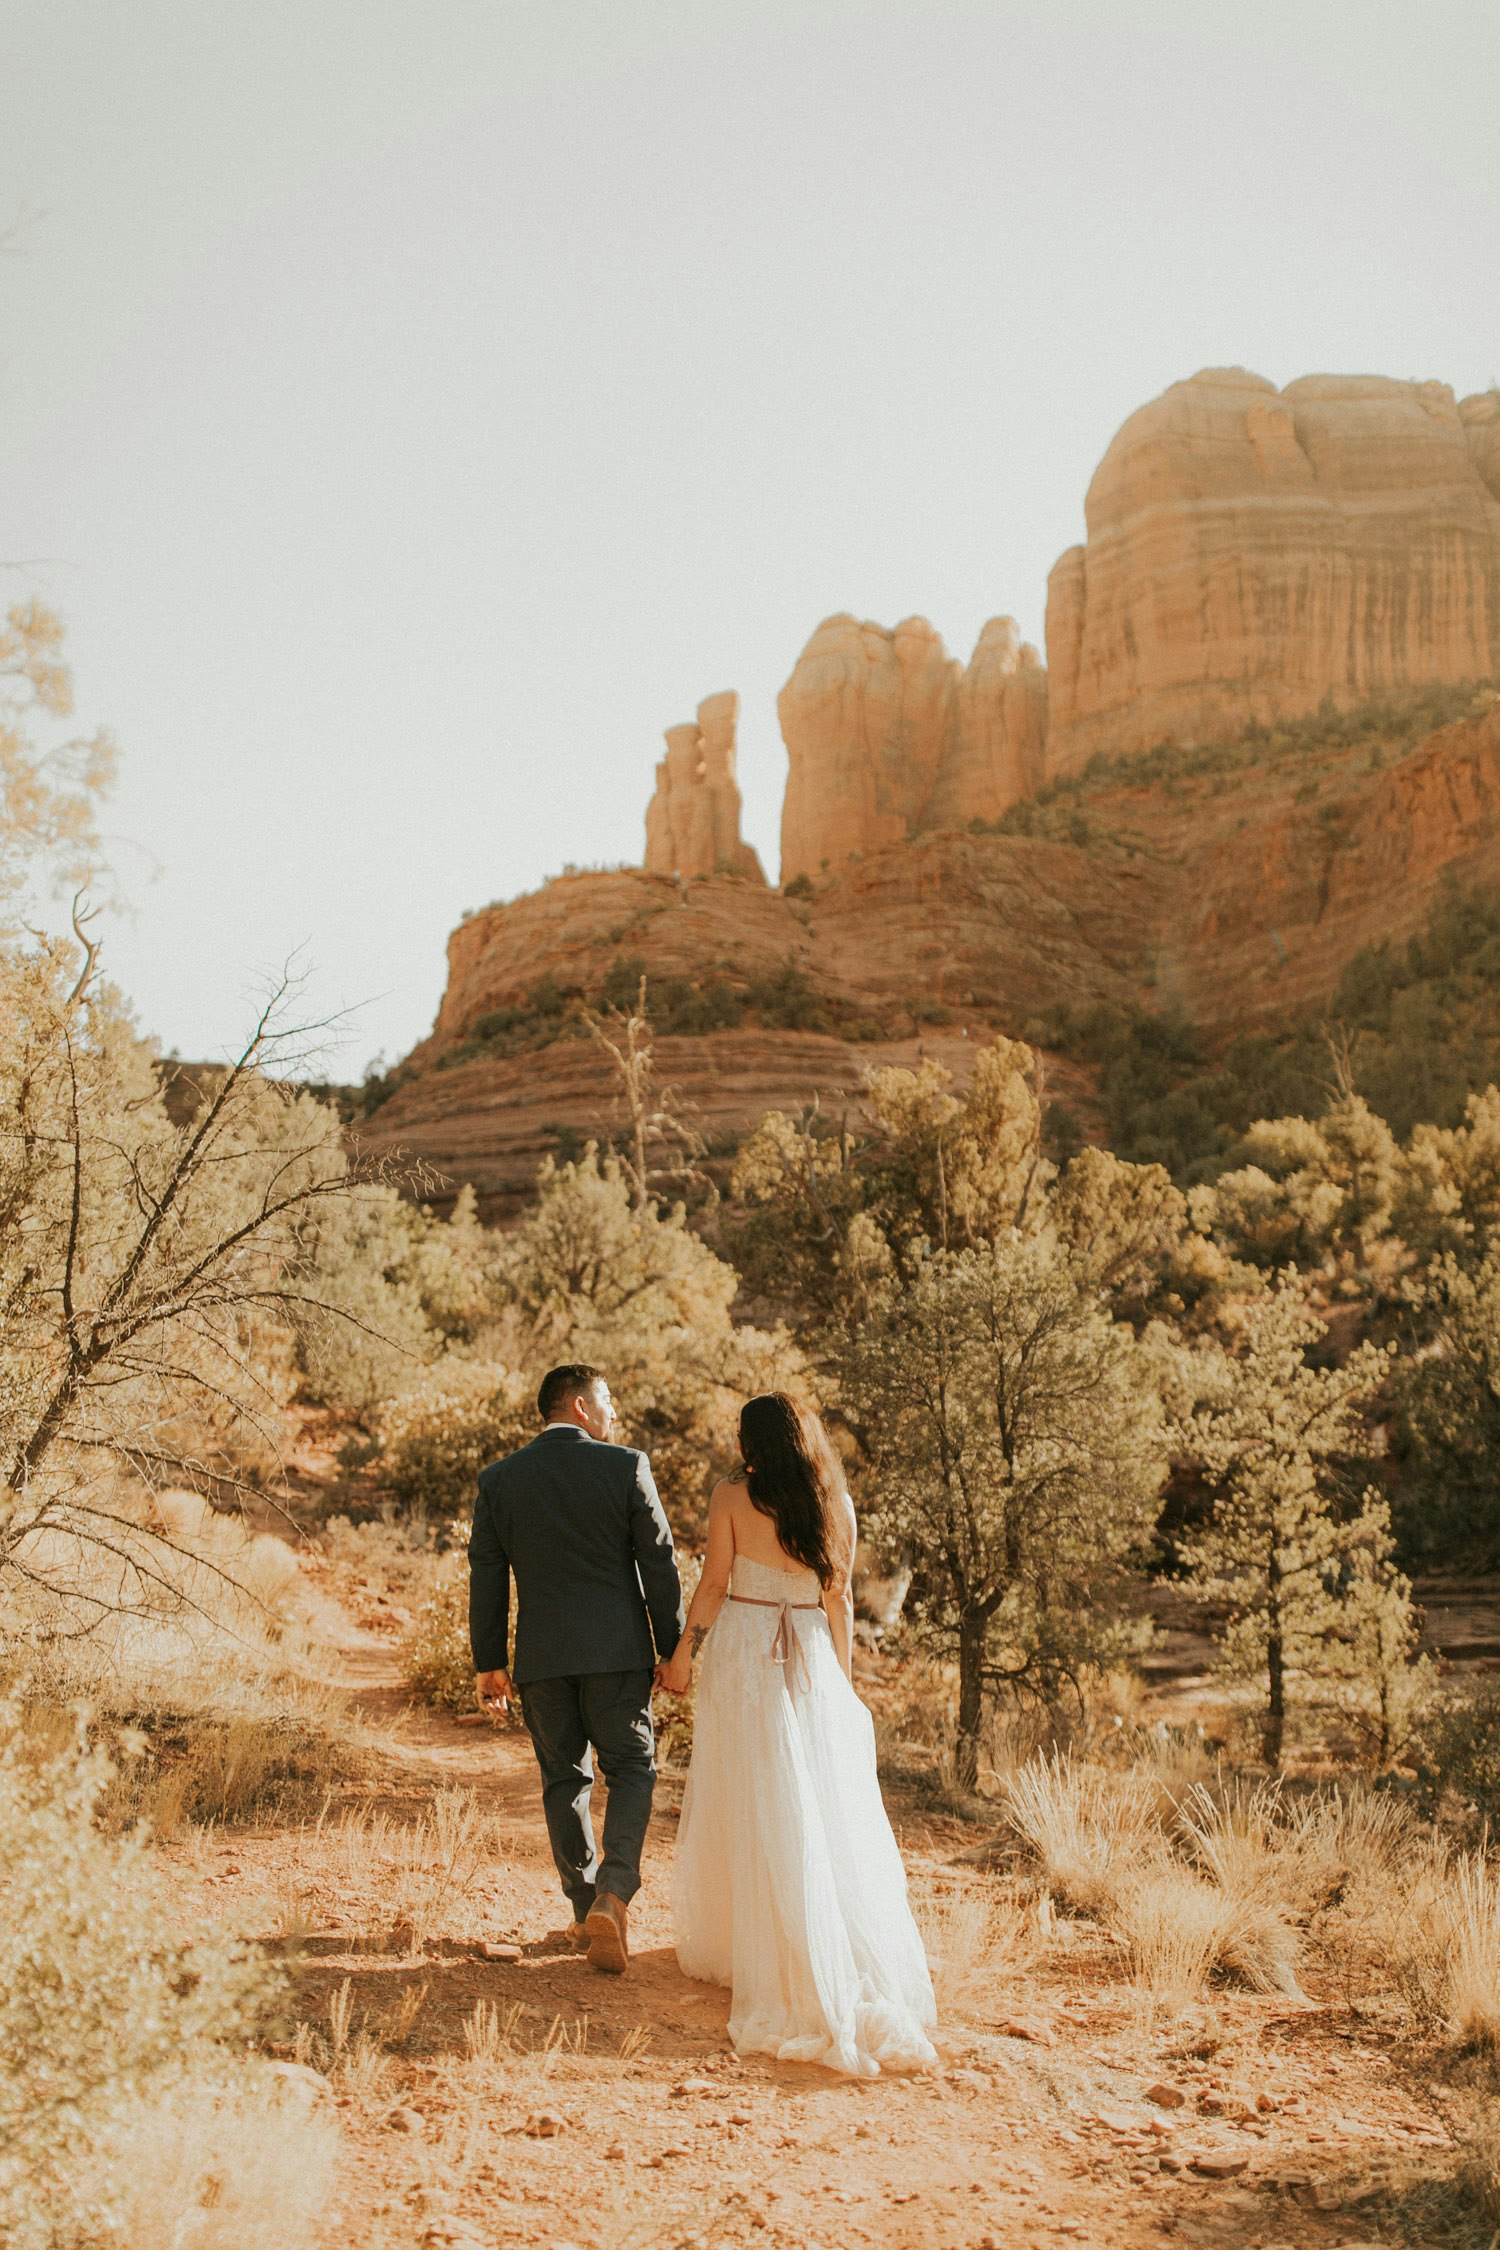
[264,2060,332,2103]
[479,1941,522,1962]
[523,2110,567,2139]
[1145,2082,1187,2109]
[1189,2154,1249,2179]
[386,2105,425,2135]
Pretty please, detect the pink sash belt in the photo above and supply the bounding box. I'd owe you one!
[727,1592,820,1692]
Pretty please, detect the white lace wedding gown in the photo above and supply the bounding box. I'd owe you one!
[672,1553,937,2077]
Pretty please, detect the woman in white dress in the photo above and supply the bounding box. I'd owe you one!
[659,1393,936,2077]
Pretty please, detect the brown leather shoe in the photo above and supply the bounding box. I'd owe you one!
[545,1922,590,1953]
[583,1891,629,1975]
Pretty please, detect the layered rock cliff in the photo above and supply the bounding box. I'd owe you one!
[1045,367,1500,774]
[642,690,765,882]
[372,699,1500,1215]
[375,363,1500,1215]
[777,613,1046,883]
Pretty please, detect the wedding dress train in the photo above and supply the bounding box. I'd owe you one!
[671,1553,937,2077]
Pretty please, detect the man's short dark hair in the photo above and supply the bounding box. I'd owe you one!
[537,1363,606,1423]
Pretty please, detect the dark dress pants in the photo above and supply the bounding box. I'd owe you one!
[520,1669,656,1919]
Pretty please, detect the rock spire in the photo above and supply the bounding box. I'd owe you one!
[777,614,1046,883]
[643,691,765,883]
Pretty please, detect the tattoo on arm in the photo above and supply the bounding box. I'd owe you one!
[688,1624,709,1659]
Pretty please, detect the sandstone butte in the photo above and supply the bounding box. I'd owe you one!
[1045,367,1500,774]
[364,699,1500,1216]
[358,365,1500,1212]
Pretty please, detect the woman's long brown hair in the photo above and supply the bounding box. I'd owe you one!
[738,1392,844,1586]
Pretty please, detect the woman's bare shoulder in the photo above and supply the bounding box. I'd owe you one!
[708,1473,748,1509]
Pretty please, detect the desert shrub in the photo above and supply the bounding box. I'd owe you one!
[399,1558,477,1713]
[375,1360,533,1513]
[297,1180,498,1410]
[0,1495,345,1835]
[747,958,829,1031]
[1409,1677,1500,1831]
[1003,1753,1158,1917]
[0,1705,335,2250]
[996,1756,1418,2004]
[111,1709,340,1833]
[73,2072,339,2250]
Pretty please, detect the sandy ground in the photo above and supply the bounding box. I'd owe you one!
[156,1575,1462,2250]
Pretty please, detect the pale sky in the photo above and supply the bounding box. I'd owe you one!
[2,0,1497,1073]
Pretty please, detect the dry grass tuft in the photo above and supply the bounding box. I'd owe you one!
[914,1882,1037,2019]
[76,2070,338,2250]
[1113,1871,1223,2011]
[1439,1855,1500,2051]
[0,1704,335,2250]
[1003,1752,1157,1916]
[1001,1750,1316,2003]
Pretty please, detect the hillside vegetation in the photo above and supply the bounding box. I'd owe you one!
[15,605,1500,2244]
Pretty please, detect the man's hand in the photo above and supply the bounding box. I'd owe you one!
[476,1667,514,1720]
[655,1649,692,1697]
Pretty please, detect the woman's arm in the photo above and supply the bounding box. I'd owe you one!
[656,1482,737,1695]
[822,1493,858,1683]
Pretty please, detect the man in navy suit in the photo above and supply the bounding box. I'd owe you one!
[470,1363,685,1974]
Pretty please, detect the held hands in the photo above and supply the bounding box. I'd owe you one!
[654,1648,692,1697]
[475,1667,514,1721]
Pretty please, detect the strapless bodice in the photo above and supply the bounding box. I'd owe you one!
[729,1553,822,1604]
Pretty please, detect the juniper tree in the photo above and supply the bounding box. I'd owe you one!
[1172,1271,1404,1767]
[844,1233,1167,1788]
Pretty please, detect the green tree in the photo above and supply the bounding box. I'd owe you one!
[725,1036,1044,1342]
[296,1178,495,1410]
[0,935,403,1633]
[844,1234,1168,1788]
[0,597,115,909]
[1191,1095,1403,1281]
[1173,1273,1400,1766]
[497,1144,799,1534]
[1396,1248,1500,1566]
[1048,1142,1230,1321]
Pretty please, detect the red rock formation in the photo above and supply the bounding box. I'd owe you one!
[643,690,764,882]
[431,866,803,1049]
[362,1026,1019,1221]
[930,618,1048,829]
[777,616,959,882]
[377,700,1500,1214]
[777,614,1048,882]
[1045,368,1500,774]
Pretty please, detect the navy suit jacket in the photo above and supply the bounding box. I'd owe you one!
[468,1426,685,1685]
